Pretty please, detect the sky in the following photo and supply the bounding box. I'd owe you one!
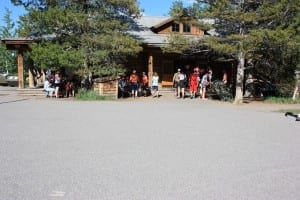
[0,0,196,28]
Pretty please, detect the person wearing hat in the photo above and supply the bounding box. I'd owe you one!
[172,68,181,97]
[177,69,186,99]
[129,70,139,98]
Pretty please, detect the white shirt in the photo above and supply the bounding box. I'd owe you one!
[152,76,159,86]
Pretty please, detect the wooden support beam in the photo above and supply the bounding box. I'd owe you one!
[17,51,24,89]
[148,52,153,86]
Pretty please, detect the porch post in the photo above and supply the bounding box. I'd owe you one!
[17,50,24,89]
[148,52,153,86]
[28,69,34,88]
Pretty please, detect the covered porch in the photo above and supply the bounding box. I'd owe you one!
[1,38,44,89]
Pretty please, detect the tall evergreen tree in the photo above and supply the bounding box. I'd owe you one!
[0,8,17,74]
[165,0,299,102]
[12,0,143,76]
[205,0,299,100]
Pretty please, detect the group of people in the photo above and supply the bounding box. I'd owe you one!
[44,70,76,98]
[118,70,160,98]
[172,67,228,99]
[118,68,229,100]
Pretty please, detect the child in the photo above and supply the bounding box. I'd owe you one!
[152,72,159,98]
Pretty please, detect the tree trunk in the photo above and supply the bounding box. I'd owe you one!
[234,52,245,104]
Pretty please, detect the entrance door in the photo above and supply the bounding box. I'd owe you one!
[161,61,174,87]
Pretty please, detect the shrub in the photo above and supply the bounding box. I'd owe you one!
[75,89,114,101]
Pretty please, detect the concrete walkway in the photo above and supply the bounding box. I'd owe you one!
[0,86,299,200]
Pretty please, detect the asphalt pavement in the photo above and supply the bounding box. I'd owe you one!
[0,86,299,200]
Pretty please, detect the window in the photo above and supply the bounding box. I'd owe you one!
[183,24,191,33]
[172,23,180,32]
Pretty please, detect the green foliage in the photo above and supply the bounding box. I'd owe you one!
[0,8,17,74]
[167,0,300,100]
[168,0,211,31]
[169,0,206,19]
[29,42,82,70]
[162,33,193,54]
[14,0,143,76]
[75,89,114,101]
[246,28,299,97]
[169,0,185,17]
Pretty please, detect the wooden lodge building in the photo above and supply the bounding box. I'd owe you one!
[126,16,236,87]
[1,16,236,89]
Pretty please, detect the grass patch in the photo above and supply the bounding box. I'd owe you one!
[75,90,114,101]
[264,96,300,104]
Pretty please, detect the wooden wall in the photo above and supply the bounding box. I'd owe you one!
[157,22,205,36]
[93,78,118,99]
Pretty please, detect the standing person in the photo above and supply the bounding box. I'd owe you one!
[208,68,213,85]
[172,68,181,97]
[177,70,186,99]
[152,72,159,98]
[65,81,75,98]
[54,71,61,98]
[118,76,127,98]
[129,70,139,98]
[88,72,93,89]
[222,70,228,84]
[200,70,209,100]
[292,79,300,101]
[189,68,199,99]
[141,72,149,97]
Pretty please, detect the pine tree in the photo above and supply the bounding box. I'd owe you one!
[165,0,299,101]
[13,0,143,76]
[200,0,299,100]
[0,8,17,74]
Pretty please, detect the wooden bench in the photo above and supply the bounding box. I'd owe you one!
[161,74,173,87]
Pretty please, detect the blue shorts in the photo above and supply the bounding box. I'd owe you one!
[152,86,158,91]
[131,83,138,91]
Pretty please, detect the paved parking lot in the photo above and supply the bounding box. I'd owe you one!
[0,86,300,200]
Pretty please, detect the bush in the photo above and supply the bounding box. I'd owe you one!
[75,89,114,101]
[275,82,295,97]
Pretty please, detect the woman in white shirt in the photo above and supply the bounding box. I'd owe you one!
[44,78,55,97]
[152,72,159,98]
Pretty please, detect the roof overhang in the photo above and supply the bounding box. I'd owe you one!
[1,38,33,51]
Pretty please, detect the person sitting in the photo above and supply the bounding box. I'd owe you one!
[222,70,228,84]
[200,70,209,100]
[44,78,55,97]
